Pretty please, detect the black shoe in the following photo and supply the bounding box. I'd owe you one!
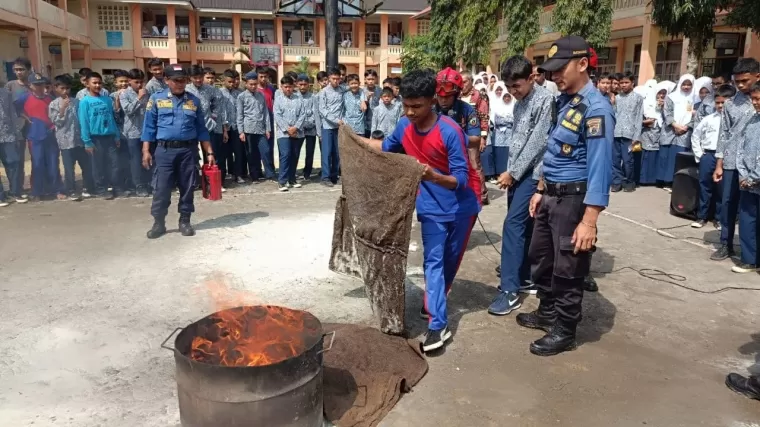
[146,220,167,239]
[529,321,577,356]
[136,190,150,198]
[725,373,760,400]
[712,220,721,230]
[482,197,490,206]
[584,275,598,292]
[419,306,429,320]
[610,184,623,193]
[104,192,115,200]
[710,245,734,261]
[516,302,557,333]
[421,327,452,353]
[495,265,501,278]
[179,214,195,237]
[623,184,636,192]
[321,180,334,188]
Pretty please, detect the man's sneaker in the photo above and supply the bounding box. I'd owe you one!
[487,291,521,316]
[691,219,707,228]
[278,184,289,192]
[518,280,537,295]
[419,306,429,320]
[236,176,246,185]
[107,187,113,192]
[610,184,623,193]
[623,184,636,192]
[69,194,83,202]
[221,187,227,193]
[321,180,334,188]
[103,192,115,200]
[136,190,150,198]
[421,327,452,353]
[81,192,92,199]
[665,187,673,194]
[0,200,9,207]
[291,182,302,189]
[731,263,757,274]
[710,245,734,261]
[15,197,28,204]
[725,373,760,401]
[713,220,722,230]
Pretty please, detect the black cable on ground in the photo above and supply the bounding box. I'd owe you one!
[475,216,760,293]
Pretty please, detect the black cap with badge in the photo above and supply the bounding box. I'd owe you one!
[538,36,591,73]
[164,64,188,80]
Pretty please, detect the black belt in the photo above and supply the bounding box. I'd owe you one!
[704,149,716,154]
[157,140,195,148]
[545,181,587,197]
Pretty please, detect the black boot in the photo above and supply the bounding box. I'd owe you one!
[179,214,195,236]
[146,218,167,239]
[516,300,556,332]
[584,275,598,292]
[726,373,760,400]
[529,320,577,356]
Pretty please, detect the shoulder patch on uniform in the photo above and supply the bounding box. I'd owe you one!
[570,95,584,107]
[156,99,173,109]
[469,115,477,127]
[146,99,153,110]
[585,116,605,139]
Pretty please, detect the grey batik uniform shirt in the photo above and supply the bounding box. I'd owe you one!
[0,88,21,144]
[507,85,553,182]
[187,84,225,134]
[145,77,167,95]
[661,98,693,148]
[219,87,241,132]
[364,86,382,132]
[236,89,271,135]
[48,97,82,150]
[319,85,344,129]
[717,91,755,170]
[614,91,643,141]
[737,114,760,194]
[274,92,305,139]
[342,89,367,135]
[299,91,319,137]
[119,87,149,139]
[371,101,401,138]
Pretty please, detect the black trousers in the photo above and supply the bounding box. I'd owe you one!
[529,193,592,324]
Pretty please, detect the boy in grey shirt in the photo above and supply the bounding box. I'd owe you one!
[612,72,644,192]
[120,68,151,196]
[237,71,272,181]
[371,87,401,138]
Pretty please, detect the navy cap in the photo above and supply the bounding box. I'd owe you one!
[29,72,48,85]
[244,71,258,81]
[538,36,591,73]
[164,64,187,79]
[297,73,309,81]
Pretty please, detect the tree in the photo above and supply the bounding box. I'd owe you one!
[722,1,760,35]
[400,33,437,72]
[428,0,460,67]
[503,0,542,57]
[455,0,501,66]
[290,56,319,81]
[551,0,614,49]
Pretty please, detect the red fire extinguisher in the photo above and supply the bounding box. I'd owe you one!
[202,164,222,201]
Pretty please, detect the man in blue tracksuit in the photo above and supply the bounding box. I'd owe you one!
[141,64,215,239]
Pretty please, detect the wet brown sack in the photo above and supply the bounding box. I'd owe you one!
[329,126,424,335]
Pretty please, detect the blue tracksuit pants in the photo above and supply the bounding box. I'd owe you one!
[421,215,477,330]
[499,176,537,293]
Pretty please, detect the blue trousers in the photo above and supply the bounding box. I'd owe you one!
[245,133,274,180]
[499,176,537,293]
[321,128,340,183]
[421,215,476,330]
[150,145,196,219]
[720,170,740,246]
[739,191,760,265]
[30,133,63,197]
[90,135,121,194]
[303,135,317,179]
[209,132,227,178]
[0,142,21,198]
[127,138,151,191]
[61,146,95,195]
[230,131,247,178]
[267,114,275,169]
[277,137,304,185]
[480,145,495,177]
[639,150,659,185]
[697,151,722,221]
[612,137,634,186]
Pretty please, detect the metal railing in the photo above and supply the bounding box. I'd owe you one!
[655,60,681,82]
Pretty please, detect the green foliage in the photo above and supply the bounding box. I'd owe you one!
[722,0,760,35]
[401,33,438,72]
[290,56,320,86]
[503,0,542,57]
[455,0,501,65]
[428,0,460,67]
[650,0,723,60]
[552,0,614,49]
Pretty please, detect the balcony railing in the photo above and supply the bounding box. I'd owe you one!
[1,0,30,17]
[37,0,65,29]
[197,43,236,53]
[284,46,320,57]
[339,47,360,57]
[366,47,380,59]
[68,13,88,36]
[539,10,554,34]
[613,0,645,9]
[143,38,169,49]
[613,0,646,19]
[388,46,403,56]
[177,42,189,52]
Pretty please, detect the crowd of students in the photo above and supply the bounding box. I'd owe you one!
[0,57,406,203]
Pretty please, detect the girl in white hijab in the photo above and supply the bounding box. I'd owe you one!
[657,74,695,188]
[693,76,715,124]
[489,81,515,176]
[639,80,675,185]
[488,74,498,92]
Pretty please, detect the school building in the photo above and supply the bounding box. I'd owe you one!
[0,0,427,82]
[487,0,760,85]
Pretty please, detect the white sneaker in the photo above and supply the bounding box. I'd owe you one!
[691,220,706,228]
[665,188,673,193]
[221,187,227,193]
[15,197,27,204]
[292,182,302,189]
[278,184,289,192]
[81,192,92,198]
[0,200,9,207]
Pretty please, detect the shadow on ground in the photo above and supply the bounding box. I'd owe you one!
[194,212,269,230]
[739,333,760,376]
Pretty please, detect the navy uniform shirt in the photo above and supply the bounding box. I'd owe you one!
[434,100,480,139]
[542,80,614,207]
[141,89,210,143]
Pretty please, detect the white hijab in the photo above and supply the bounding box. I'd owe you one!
[645,80,674,127]
[668,74,695,126]
[693,76,714,106]
[489,81,514,123]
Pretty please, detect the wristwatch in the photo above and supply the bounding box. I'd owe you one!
[536,189,545,195]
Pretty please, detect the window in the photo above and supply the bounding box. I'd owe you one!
[388,21,404,45]
[339,22,353,45]
[200,17,233,42]
[242,20,252,43]
[176,16,189,40]
[98,4,130,31]
[416,20,430,36]
[366,23,380,46]
[655,41,682,82]
[282,20,315,46]
[254,19,275,44]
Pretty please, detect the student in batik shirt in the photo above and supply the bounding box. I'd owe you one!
[639,81,673,186]
[111,69,131,193]
[318,68,345,187]
[145,58,168,95]
[342,74,368,136]
[220,69,244,184]
[5,57,33,200]
[611,71,644,192]
[297,74,320,180]
[370,87,401,141]
[657,74,695,190]
[237,71,272,181]
[0,83,23,206]
[363,70,382,138]
[120,68,151,197]
[274,75,305,192]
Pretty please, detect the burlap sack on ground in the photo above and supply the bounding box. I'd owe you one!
[329,126,423,335]
[323,323,428,427]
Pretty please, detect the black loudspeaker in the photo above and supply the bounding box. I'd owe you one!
[670,152,699,220]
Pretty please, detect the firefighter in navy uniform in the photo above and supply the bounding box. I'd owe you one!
[141,64,215,239]
[516,36,614,356]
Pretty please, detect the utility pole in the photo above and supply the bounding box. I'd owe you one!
[325,0,339,69]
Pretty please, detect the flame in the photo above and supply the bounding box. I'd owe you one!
[189,273,317,367]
